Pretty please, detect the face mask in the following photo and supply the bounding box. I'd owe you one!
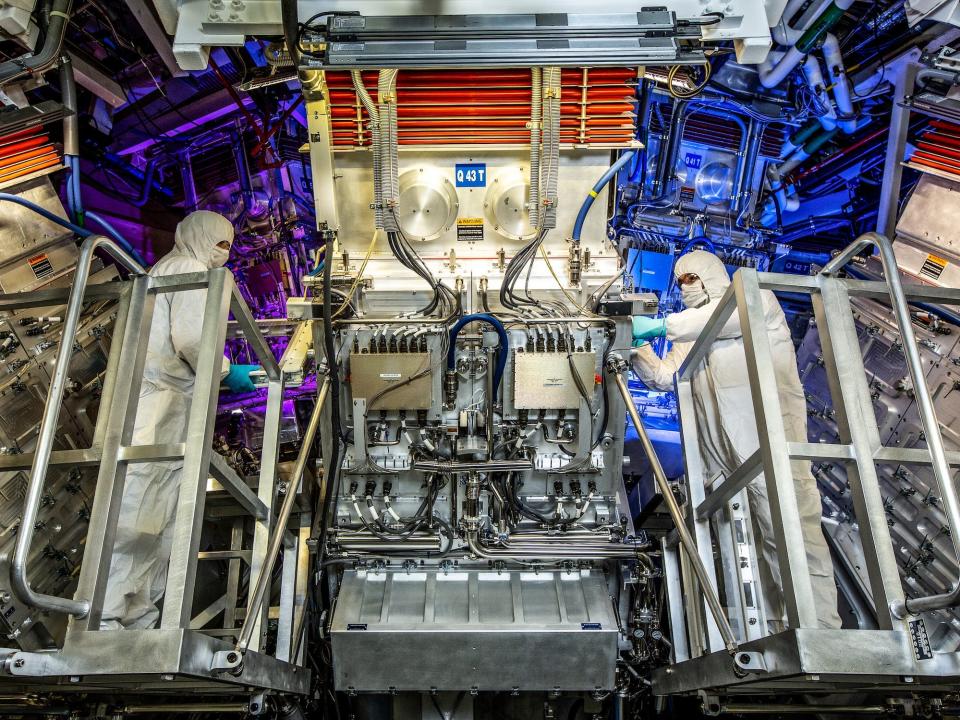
[209,245,230,268]
[680,281,709,308]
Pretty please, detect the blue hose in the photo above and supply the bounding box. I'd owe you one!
[70,155,84,224]
[447,313,509,395]
[679,236,717,257]
[572,150,636,242]
[84,211,148,267]
[0,192,91,237]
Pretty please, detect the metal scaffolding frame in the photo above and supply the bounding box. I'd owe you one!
[654,233,960,695]
[0,236,309,696]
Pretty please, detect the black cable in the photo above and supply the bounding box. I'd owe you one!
[318,246,343,563]
[679,11,724,25]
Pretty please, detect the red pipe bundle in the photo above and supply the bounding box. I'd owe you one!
[0,126,61,185]
[325,68,639,147]
[910,119,960,179]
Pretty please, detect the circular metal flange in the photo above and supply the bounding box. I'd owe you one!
[483,167,537,241]
[397,168,459,241]
[694,161,734,206]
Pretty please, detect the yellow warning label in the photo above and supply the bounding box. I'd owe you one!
[921,253,947,280]
[457,217,484,242]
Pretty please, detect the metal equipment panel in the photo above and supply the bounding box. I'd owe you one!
[512,351,597,410]
[349,352,434,410]
[330,568,619,691]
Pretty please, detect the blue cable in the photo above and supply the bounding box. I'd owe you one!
[447,313,509,395]
[572,150,637,242]
[679,236,717,257]
[83,211,148,267]
[70,155,84,223]
[0,192,91,237]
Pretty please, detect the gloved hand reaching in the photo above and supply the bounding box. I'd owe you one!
[632,315,667,342]
[223,363,261,393]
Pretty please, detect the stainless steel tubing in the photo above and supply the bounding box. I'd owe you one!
[823,233,960,616]
[720,705,887,715]
[335,316,613,326]
[609,356,739,652]
[123,704,250,714]
[237,377,330,652]
[338,541,443,552]
[12,236,144,618]
[467,533,640,559]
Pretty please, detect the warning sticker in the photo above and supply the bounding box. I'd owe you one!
[456,217,484,242]
[679,186,696,203]
[920,254,947,281]
[28,253,53,280]
[909,618,933,661]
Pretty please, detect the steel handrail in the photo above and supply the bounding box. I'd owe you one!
[822,232,960,616]
[237,377,330,653]
[12,235,144,617]
[608,356,738,653]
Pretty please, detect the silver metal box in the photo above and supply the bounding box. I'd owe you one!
[512,351,597,410]
[330,568,619,692]
[349,352,434,410]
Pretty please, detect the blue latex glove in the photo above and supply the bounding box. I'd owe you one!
[632,315,667,341]
[631,338,649,348]
[224,363,260,393]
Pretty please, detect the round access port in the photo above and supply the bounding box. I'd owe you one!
[397,168,459,241]
[694,161,734,206]
[483,168,537,241]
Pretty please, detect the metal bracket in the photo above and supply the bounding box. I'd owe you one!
[210,649,243,675]
[732,651,768,676]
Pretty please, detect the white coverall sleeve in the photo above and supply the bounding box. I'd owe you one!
[664,298,743,343]
[630,342,690,392]
[167,260,231,378]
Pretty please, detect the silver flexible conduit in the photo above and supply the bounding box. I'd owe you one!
[352,70,384,230]
[528,68,542,229]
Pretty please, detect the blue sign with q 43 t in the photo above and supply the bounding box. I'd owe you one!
[455,163,486,187]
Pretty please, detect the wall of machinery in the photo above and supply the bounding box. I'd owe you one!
[0,0,958,717]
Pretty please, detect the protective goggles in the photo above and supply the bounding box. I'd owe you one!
[677,272,702,286]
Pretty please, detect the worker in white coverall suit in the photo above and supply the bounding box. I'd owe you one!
[630,250,841,630]
[101,211,260,629]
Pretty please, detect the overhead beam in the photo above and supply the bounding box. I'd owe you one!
[125,0,187,78]
[66,51,127,109]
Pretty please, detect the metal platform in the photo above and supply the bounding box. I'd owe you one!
[654,234,960,699]
[653,628,960,695]
[331,568,619,692]
[1,629,310,695]
[0,236,313,699]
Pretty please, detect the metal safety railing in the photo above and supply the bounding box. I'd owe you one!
[0,235,296,640]
[13,236,144,618]
[822,232,960,617]
[665,232,960,662]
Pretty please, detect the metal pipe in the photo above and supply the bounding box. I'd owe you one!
[335,316,614,326]
[123,704,250,714]
[59,55,78,158]
[486,347,495,459]
[720,705,887,715]
[608,355,738,652]
[237,377,329,652]
[823,233,960,617]
[336,539,443,552]
[12,236,144,618]
[0,0,72,86]
[467,532,639,559]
